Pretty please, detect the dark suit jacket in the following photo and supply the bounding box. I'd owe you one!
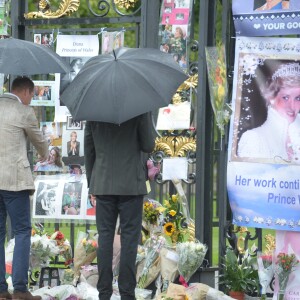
[84,113,156,196]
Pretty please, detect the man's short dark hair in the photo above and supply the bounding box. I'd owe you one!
[11,76,34,93]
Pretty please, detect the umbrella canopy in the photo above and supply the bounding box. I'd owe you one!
[0,37,70,75]
[60,47,188,124]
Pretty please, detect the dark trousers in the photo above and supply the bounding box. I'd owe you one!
[0,190,31,293]
[95,195,143,300]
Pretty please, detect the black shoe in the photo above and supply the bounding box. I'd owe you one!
[12,291,41,300]
[0,291,12,299]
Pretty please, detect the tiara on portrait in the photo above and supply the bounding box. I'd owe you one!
[272,63,300,80]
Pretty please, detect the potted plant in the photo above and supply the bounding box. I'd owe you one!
[219,248,259,300]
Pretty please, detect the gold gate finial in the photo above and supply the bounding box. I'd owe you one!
[24,0,80,19]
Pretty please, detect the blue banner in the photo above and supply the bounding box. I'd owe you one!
[232,0,300,36]
[227,37,300,231]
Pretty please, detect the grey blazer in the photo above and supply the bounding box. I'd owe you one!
[84,112,156,196]
[0,94,48,195]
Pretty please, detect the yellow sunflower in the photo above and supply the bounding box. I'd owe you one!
[163,222,175,236]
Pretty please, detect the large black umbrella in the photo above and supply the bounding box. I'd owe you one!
[0,37,70,75]
[60,47,188,124]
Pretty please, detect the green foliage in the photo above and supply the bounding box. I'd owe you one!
[219,248,259,294]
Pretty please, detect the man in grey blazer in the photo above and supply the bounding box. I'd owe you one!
[85,112,156,300]
[0,77,48,300]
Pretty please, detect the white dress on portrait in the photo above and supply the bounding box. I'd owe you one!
[238,106,300,163]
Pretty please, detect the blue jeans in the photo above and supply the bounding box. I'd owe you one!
[0,190,31,293]
[96,195,143,300]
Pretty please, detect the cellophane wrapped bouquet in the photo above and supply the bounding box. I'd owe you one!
[161,193,191,245]
[176,240,207,285]
[30,234,60,269]
[136,235,165,289]
[159,245,179,292]
[257,251,274,300]
[273,252,299,300]
[30,228,60,270]
[142,199,164,240]
[49,231,73,266]
[72,230,98,285]
[160,183,196,290]
[205,44,231,136]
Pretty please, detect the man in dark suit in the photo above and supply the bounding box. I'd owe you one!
[84,112,156,300]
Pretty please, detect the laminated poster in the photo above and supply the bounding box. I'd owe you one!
[232,0,300,36]
[227,36,300,232]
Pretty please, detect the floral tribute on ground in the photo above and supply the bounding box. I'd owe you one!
[273,252,299,300]
[30,224,72,270]
[137,184,208,298]
[72,230,98,286]
[257,251,274,300]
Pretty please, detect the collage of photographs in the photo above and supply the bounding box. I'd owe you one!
[159,0,191,70]
[30,32,127,220]
[30,22,193,220]
[157,0,192,131]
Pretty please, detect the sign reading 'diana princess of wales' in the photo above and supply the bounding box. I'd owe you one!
[227,36,300,232]
[232,0,300,36]
[56,35,99,57]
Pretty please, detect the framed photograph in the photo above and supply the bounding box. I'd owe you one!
[61,121,85,166]
[170,8,190,25]
[34,33,41,44]
[102,32,114,54]
[31,80,56,107]
[66,116,83,130]
[164,6,172,13]
[174,0,189,8]
[41,33,53,47]
[33,181,61,219]
[229,39,300,165]
[40,121,62,146]
[162,14,171,25]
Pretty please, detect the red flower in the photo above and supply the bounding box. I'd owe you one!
[56,231,64,240]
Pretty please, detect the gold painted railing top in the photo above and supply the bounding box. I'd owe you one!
[24,0,80,19]
[24,0,141,19]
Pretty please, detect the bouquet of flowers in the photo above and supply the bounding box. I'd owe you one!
[159,245,179,292]
[143,199,162,226]
[49,231,73,266]
[30,234,60,269]
[273,252,299,300]
[136,235,165,289]
[142,199,163,240]
[205,44,231,136]
[73,230,98,285]
[176,240,207,284]
[257,251,274,300]
[161,194,190,245]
